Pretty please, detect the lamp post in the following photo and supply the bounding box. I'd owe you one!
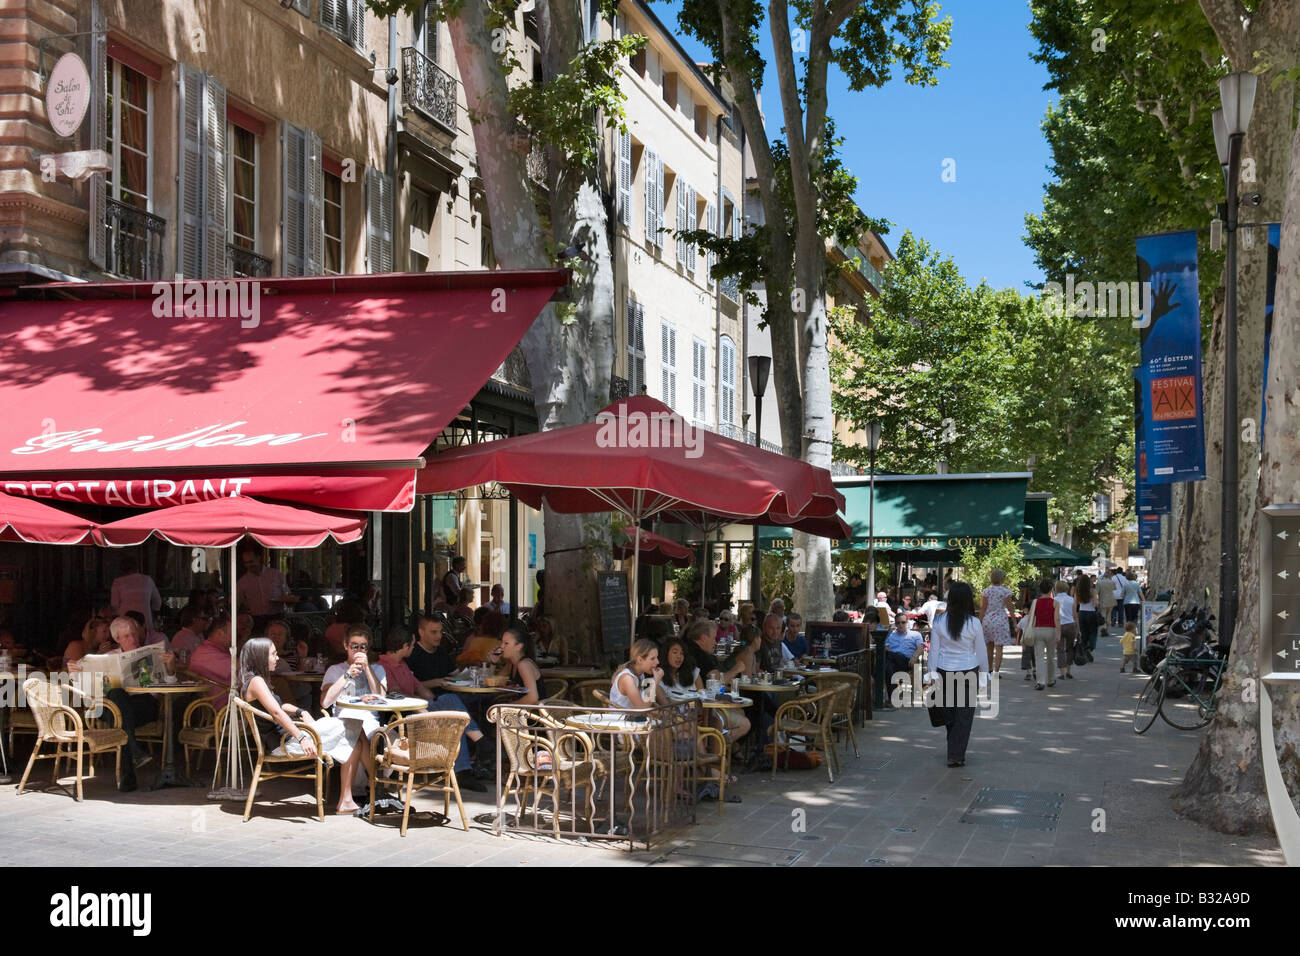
[748,354,771,607]
[1211,70,1257,649]
[866,420,882,599]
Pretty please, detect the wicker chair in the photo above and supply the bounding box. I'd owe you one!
[231,696,333,822]
[571,678,611,707]
[540,677,569,701]
[815,672,862,772]
[179,699,227,777]
[492,705,599,837]
[17,678,128,801]
[771,688,836,783]
[696,725,729,812]
[368,710,470,836]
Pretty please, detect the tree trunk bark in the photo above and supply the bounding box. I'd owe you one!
[1170,7,1298,831]
[448,1,610,661]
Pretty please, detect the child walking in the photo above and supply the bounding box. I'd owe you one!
[1119,621,1139,673]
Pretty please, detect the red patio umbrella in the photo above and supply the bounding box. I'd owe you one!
[94,495,367,548]
[613,526,694,568]
[0,491,97,544]
[416,396,846,613]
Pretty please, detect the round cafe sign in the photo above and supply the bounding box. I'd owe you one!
[46,52,91,138]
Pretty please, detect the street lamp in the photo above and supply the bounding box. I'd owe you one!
[1212,70,1257,649]
[748,354,772,606]
[866,420,882,600]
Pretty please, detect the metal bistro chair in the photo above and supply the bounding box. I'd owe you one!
[179,699,228,777]
[492,705,599,837]
[17,678,128,801]
[540,677,569,701]
[369,710,471,836]
[815,673,862,773]
[231,696,333,822]
[771,688,837,783]
[571,678,612,707]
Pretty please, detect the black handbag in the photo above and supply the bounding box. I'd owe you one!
[1073,639,1089,667]
[927,702,953,727]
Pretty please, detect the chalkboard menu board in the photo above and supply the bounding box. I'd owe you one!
[804,621,868,656]
[598,571,632,654]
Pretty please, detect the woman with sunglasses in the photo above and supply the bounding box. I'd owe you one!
[321,624,388,814]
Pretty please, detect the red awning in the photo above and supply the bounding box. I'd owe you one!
[416,396,845,524]
[95,496,366,549]
[0,271,566,512]
[0,490,97,544]
[614,525,694,567]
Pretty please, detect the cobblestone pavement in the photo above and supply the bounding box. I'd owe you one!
[0,639,1283,867]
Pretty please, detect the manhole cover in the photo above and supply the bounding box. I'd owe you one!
[891,826,916,833]
[959,787,1064,832]
[798,835,823,841]
[865,858,889,865]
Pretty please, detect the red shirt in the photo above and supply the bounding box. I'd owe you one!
[1032,597,1056,627]
[378,654,421,697]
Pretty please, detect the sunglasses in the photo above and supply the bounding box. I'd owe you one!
[347,643,369,651]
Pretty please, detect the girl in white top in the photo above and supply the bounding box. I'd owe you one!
[924,582,988,768]
[610,638,670,709]
[660,637,703,694]
[1054,580,1078,680]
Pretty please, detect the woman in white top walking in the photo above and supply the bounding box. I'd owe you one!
[1054,580,1078,680]
[926,582,988,767]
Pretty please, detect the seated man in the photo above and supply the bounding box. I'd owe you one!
[125,610,169,650]
[379,623,489,792]
[883,611,925,703]
[265,618,312,712]
[758,613,795,672]
[781,612,807,658]
[67,616,171,791]
[169,605,209,658]
[188,615,235,707]
[485,584,511,615]
[684,620,751,744]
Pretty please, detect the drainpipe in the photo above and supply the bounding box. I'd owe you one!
[386,16,397,186]
[715,113,723,431]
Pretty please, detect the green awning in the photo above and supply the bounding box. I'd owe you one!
[761,473,1030,556]
[1024,498,1050,543]
[1021,539,1091,564]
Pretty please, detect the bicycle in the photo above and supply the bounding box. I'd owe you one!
[1132,649,1226,733]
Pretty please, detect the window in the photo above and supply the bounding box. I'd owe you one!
[106,59,152,210]
[319,0,365,51]
[643,148,663,247]
[323,169,343,274]
[719,335,736,427]
[660,320,677,409]
[616,129,632,227]
[408,187,435,272]
[416,1,440,63]
[704,200,716,283]
[695,104,709,140]
[1095,494,1112,522]
[662,71,677,110]
[675,180,697,268]
[178,65,228,278]
[227,125,257,251]
[364,166,394,273]
[626,300,646,395]
[281,122,322,276]
[691,337,708,425]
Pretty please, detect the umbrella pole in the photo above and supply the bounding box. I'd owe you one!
[209,543,247,801]
[631,522,641,639]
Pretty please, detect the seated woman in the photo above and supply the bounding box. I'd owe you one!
[320,624,388,814]
[715,609,738,643]
[712,628,755,743]
[60,616,110,670]
[456,609,508,666]
[490,626,542,705]
[533,616,569,665]
[608,638,669,709]
[672,599,691,633]
[660,637,703,694]
[239,637,357,807]
[737,602,756,631]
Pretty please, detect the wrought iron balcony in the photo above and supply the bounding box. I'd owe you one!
[228,244,272,278]
[526,142,547,187]
[712,421,781,453]
[719,274,740,302]
[401,47,457,133]
[836,242,884,292]
[104,198,165,281]
[610,375,630,401]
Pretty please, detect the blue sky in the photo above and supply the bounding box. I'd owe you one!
[659,0,1054,292]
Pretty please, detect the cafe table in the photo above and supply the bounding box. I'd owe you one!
[336,695,429,817]
[737,680,801,697]
[558,710,666,837]
[125,681,209,790]
[539,666,606,680]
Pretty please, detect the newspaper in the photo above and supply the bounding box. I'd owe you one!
[79,645,167,690]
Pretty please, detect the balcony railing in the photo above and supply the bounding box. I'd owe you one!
[104,198,165,281]
[836,242,884,292]
[401,47,457,132]
[228,244,272,278]
[719,274,739,302]
[712,422,781,453]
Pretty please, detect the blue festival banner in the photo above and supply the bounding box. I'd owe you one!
[1139,513,1162,547]
[1134,369,1171,515]
[1136,230,1206,483]
[1263,222,1281,429]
